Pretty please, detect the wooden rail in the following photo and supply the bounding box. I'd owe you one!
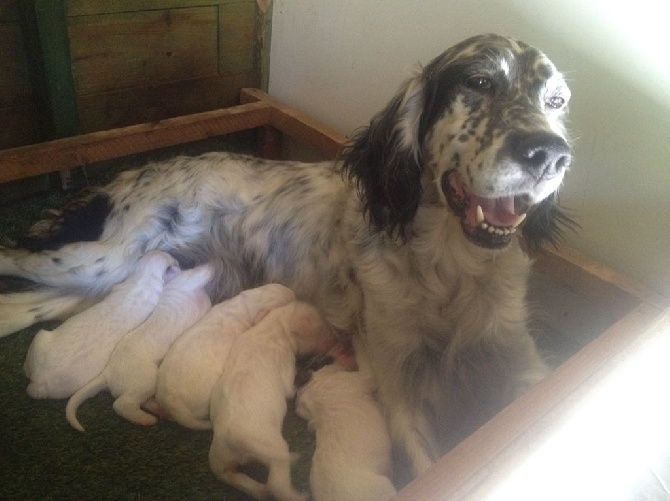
[0,100,272,184]
[0,89,350,185]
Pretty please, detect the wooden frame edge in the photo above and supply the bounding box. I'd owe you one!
[394,302,668,499]
[0,101,272,184]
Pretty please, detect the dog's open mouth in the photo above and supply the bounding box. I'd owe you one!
[441,170,529,249]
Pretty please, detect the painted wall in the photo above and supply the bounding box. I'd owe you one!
[268,0,670,297]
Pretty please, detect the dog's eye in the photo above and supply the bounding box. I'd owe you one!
[466,76,493,90]
[546,95,566,109]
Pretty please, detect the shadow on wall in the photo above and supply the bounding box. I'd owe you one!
[504,1,670,297]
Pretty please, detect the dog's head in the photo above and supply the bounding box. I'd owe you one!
[342,33,573,250]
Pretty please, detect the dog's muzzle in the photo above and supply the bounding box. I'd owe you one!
[442,130,571,250]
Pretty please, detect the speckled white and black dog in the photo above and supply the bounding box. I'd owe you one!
[0,34,573,479]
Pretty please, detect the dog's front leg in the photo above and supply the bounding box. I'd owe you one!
[385,393,438,478]
[360,335,438,479]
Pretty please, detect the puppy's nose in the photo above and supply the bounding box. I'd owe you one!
[507,131,572,179]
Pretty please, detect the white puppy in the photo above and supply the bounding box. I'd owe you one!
[65,263,214,431]
[23,250,178,399]
[296,362,396,501]
[153,283,296,430]
[208,300,336,501]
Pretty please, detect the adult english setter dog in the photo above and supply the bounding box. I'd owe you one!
[0,34,572,479]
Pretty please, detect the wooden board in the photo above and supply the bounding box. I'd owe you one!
[66,0,260,133]
[0,100,271,184]
[68,7,220,95]
[0,13,42,148]
[0,0,265,148]
[394,305,669,499]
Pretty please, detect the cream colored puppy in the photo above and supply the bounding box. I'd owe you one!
[65,263,214,431]
[153,283,296,429]
[23,251,178,399]
[296,362,396,501]
[208,301,336,501]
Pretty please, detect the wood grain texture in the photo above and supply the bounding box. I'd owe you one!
[0,100,271,183]
[68,7,219,96]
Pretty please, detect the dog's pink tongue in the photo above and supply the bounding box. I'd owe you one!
[474,196,519,227]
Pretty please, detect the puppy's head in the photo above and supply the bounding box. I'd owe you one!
[167,262,214,291]
[342,33,574,250]
[295,363,345,423]
[136,250,180,282]
[290,302,335,355]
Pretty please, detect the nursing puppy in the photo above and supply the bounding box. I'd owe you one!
[23,251,178,399]
[65,263,213,431]
[208,301,336,501]
[154,283,296,429]
[296,363,396,501]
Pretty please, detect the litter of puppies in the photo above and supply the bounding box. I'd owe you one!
[22,252,394,501]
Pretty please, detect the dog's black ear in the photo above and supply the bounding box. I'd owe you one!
[522,193,578,250]
[341,77,425,240]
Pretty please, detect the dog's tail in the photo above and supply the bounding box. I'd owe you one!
[65,373,108,432]
[161,394,212,430]
[0,290,87,337]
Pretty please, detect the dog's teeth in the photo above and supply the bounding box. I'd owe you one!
[503,228,511,235]
[511,227,517,233]
[476,205,485,224]
[481,222,488,230]
[512,213,527,228]
[487,226,496,234]
[495,228,504,236]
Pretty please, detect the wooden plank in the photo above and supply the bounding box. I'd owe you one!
[0,21,34,107]
[68,7,219,96]
[0,19,43,149]
[219,1,256,73]
[0,103,42,149]
[66,0,253,17]
[77,73,254,133]
[395,302,668,500]
[257,125,283,160]
[15,0,50,142]
[534,242,669,311]
[257,0,273,92]
[0,101,272,183]
[33,0,79,138]
[0,0,19,22]
[240,88,348,158]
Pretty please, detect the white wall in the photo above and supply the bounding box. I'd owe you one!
[268,0,670,297]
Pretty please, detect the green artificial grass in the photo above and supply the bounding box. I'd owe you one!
[0,134,316,500]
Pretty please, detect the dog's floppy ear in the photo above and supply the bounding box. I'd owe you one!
[341,75,425,239]
[522,193,578,250]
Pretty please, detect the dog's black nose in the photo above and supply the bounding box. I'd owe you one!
[507,132,572,178]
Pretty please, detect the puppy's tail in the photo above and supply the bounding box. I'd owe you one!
[65,373,108,432]
[0,290,87,337]
[162,395,212,430]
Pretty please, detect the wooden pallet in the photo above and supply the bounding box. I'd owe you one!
[1,89,667,499]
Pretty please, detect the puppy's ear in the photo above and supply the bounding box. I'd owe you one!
[253,309,270,324]
[163,265,181,283]
[341,75,425,240]
[522,193,578,250]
